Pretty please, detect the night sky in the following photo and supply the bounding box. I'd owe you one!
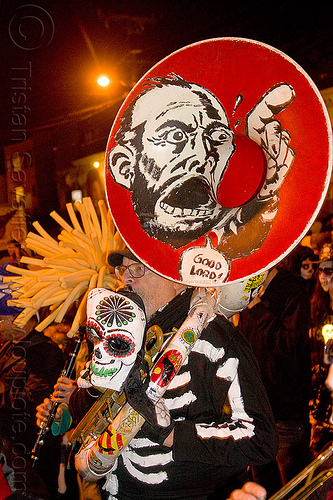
[1,0,333,153]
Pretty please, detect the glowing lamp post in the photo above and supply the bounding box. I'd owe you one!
[97,75,111,87]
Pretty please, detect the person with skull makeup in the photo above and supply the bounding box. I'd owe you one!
[281,244,317,296]
[309,244,333,456]
[108,74,294,260]
[57,249,277,500]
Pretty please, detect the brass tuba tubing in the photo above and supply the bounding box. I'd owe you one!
[288,468,333,500]
[69,388,115,446]
[268,443,333,500]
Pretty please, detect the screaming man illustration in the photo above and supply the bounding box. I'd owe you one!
[108,74,295,260]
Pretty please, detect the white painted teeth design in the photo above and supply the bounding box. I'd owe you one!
[160,203,175,214]
[160,202,213,218]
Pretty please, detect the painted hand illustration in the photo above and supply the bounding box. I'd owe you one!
[246,83,295,199]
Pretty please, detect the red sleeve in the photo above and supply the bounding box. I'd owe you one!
[0,463,12,500]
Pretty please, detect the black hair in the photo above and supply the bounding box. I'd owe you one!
[283,245,317,275]
[311,276,331,327]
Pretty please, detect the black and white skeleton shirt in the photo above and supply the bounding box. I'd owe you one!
[102,291,278,500]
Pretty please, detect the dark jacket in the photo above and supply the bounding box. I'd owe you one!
[0,328,64,457]
[238,268,312,423]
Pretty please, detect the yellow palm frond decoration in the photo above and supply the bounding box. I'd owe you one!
[3,198,124,337]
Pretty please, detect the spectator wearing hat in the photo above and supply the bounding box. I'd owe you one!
[310,244,333,456]
[0,264,64,498]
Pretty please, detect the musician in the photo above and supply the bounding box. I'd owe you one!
[108,74,294,259]
[36,349,104,500]
[49,248,275,500]
[34,247,277,498]
[106,249,278,498]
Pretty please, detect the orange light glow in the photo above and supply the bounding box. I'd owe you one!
[97,75,111,87]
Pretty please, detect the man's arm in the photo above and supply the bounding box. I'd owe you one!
[246,83,295,200]
[35,376,77,430]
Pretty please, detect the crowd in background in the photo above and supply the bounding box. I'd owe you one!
[1,214,333,499]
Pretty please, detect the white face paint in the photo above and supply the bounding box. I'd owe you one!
[86,288,146,391]
[300,259,315,280]
[319,261,333,292]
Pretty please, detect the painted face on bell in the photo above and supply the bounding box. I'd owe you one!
[109,78,235,248]
[86,288,146,391]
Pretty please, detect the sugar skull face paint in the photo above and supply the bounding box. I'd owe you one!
[86,288,146,391]
[319,261,333,292]
[300,259,315,280]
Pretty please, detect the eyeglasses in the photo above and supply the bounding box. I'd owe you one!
[115,263,146,279]
[318,268,333,277]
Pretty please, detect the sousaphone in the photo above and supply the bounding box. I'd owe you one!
[74,37,333,483]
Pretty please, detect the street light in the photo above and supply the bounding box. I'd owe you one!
[97,75,111,87]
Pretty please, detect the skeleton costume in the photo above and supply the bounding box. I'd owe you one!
[70,288,277,500]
